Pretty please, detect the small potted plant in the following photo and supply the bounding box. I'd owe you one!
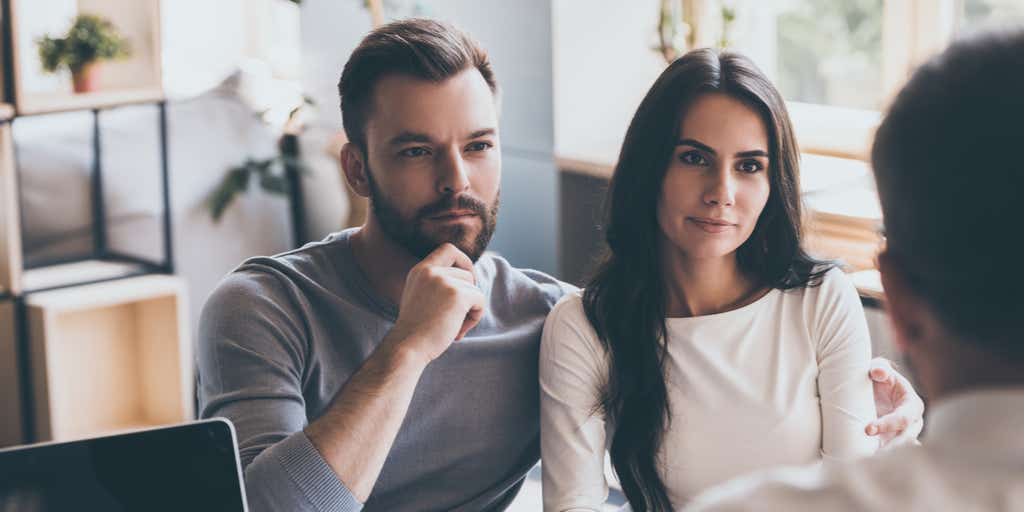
[37,14,131,93]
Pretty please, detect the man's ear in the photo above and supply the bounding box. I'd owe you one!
[341,142,371,198]
[878,251,930,353]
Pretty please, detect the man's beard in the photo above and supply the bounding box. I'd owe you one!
[365,167,499,262]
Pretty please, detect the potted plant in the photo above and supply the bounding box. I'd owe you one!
[37,14,131,93]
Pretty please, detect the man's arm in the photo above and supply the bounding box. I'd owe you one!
[304,243,485,502]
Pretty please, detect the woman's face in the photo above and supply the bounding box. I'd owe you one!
[657,92,772,262]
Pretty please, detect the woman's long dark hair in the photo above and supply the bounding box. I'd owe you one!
[582,48,831,511]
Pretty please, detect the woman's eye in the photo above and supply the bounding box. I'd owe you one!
[738,160,764,173]
[399,147,431,158]
[680,151,707,166]
[466,141,493,152]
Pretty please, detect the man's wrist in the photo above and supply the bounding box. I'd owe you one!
[379,331,431,374]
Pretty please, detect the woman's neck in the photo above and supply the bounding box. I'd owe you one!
[660,243,764,318]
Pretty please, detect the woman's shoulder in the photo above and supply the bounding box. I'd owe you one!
[545,291,595,337]
[541,290,606,357]
[783,266,858,307]
[805,266,860,304]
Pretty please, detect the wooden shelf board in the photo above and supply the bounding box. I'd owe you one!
[15,86,165,116]
[21,259,148,293]
[26,273,183,312]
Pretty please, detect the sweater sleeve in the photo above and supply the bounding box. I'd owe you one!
[539,293,611,511]
[812,269,880,460]
[197,269,362,512]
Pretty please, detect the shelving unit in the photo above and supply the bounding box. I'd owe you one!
[0,0,193,448]
[24,275,192,442]
[5,0,163,116]
[0,103,19,295]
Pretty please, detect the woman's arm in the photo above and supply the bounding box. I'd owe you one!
[812,270,880,459]
[540,295,612,511]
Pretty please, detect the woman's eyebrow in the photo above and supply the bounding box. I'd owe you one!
[677,138,716,154]
[677,138,768,158]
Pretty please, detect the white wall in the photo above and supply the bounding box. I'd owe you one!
[553,0,664,163]
[161,0,299,99]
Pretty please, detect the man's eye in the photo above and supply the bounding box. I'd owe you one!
[738,160,764,173]
[400,147,431,158]
[466,141,493,152]
[680,151,707,166]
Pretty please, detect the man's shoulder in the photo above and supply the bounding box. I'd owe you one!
[476,251,579,309]
[685,447,926,512]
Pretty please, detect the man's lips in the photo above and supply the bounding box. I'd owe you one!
[428,209,479,220]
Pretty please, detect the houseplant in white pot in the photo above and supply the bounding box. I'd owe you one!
[37,13,131,93]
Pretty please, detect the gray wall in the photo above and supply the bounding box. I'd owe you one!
[299,0,559,275]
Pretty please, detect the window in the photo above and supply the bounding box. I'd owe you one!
[774,0,885,111]
[960,0,1024,34]
[717,0,1021,158]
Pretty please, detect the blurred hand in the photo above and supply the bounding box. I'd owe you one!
[865,357,925,449]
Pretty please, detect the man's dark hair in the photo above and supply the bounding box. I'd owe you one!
[337,18,497,150]
[871,29,1023,357]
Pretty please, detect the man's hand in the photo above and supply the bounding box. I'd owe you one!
[865,357,925,449]
[386,243,486,366]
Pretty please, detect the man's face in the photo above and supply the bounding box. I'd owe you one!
[361,68,501,261]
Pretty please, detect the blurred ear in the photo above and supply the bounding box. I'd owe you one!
[341,142,371,198]
[878,251,933,353]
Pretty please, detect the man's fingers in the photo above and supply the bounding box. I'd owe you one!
[865,408,911,436]
[419,244,475,277]
[886,419,924,448]
[423,243,473,271]
[455,289,486,340]
[456,305,485,340]
[434,267,476,285]
[869,357,896,382]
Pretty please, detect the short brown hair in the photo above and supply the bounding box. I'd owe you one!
[872,29,1023,356]
[337,18,497,150]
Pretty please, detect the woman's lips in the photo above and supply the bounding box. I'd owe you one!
[687,217,736,233]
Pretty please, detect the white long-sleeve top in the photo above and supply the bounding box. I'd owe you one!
[539,268,879,511]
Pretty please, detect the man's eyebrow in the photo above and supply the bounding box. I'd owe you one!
[677,138,768,158]
[389,131,433,146]
[468,128,496,139]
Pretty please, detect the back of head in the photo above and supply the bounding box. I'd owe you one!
[337,18,496,150]
[871,29,1023,358]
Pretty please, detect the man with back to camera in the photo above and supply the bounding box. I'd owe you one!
[197,18,925,511]
[686,28,1024,512]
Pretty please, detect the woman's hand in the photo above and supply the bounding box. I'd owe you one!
[865,357,925,449]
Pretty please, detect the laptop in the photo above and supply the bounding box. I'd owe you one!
[0,418,248,512]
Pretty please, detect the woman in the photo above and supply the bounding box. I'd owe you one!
[539,48,879,511]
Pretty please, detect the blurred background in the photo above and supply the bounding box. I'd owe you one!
[0,0,1020,509]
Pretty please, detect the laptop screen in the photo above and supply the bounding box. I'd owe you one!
[0,418,247,512]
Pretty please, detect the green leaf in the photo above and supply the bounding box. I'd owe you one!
[260,174,289,195]
[36,13,132,74]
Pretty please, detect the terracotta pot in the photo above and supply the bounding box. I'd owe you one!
[71,61,101,93]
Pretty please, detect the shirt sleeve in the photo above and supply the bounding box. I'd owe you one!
[811,269,880,460]
[539,294,611,511]
[197,268,362,512]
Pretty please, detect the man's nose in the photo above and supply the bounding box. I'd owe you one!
[437,150,470,195]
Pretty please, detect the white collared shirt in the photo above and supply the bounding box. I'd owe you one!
[685,387,1024,512]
